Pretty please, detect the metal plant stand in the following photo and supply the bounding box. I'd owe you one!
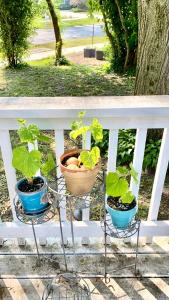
[42,273,91,300]
[44,172,105,300]
[101,210,141,283]
[14,169,141,298]
[14,195,56,266]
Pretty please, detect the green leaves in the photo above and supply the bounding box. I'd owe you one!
[80,146,100,169]
[12,146,41,180]
[38,133,52,143]
[117,166,128,175]
[70,111,86,132]
[18,123,39,144]
[69,112,103,144]
[0,0,33,67]
[69,112,103,168]
[106,164,138,204]
[12,119,55,181]
[41,153,55,177]
[70,126,89,140]
[90,118,103,143]
[106,172,128,197]
[121,191,134,204]
[17,119,51,144]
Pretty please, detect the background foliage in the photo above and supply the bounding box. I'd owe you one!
[0,0,33,67]
[92,129,161,171]
[88,0,138,73]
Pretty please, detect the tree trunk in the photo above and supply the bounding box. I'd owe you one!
[135,0,169,95]
[101,9,120,57]
[114,0,130,70]
[46,0,62,64]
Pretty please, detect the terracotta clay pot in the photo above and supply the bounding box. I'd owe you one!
[60,149,100,196]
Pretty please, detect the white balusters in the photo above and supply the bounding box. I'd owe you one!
[82,132,91,222]
[0,130,17,221]
[148,128,169,221]
[107,130,119,172]
[54,130,66,221]
[130,129,147,199]
[130,129,147,243]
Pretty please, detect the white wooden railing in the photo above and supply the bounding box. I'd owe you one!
[0,96,169,240]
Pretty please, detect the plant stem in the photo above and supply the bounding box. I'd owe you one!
[27,178,33,184]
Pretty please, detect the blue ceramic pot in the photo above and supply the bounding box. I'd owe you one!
[106,200,138,229]
[16,176,48,215]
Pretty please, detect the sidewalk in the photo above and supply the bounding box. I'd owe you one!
[0,43,107,66]
[28,43,106,61]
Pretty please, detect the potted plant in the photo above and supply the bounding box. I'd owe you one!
[12,119,55,215]
[106,164,138,229]
[60,112,103,196]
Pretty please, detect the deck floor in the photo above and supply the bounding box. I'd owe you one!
[0,237,169,299]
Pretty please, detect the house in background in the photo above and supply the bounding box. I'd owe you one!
[60,0,87,9]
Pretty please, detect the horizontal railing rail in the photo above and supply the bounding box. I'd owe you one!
[0,96,169,239]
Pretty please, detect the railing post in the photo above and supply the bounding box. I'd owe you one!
[0,130,17,221]
[55,129,66,221]
[148,128,169,221]
[107,129,119,172]
[130,129,147,243]
[82,131,91,222]
[130,129,147,199]
[102,130,118,244]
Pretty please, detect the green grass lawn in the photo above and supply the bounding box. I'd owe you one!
[0,57,134,97]
[33,16,102,30]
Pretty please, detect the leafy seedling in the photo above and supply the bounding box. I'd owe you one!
[106,164,138,204]
[12,119,55,183]
[69,112,103,169]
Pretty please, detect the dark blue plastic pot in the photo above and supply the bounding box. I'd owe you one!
[106,200,138,229]
[16,176,48,215]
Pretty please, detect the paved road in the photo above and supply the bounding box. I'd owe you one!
[30,25,105,45]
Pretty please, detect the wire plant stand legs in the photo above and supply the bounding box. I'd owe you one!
[31,220,41,266]
[102,209,141,281]
[43,186,92,300]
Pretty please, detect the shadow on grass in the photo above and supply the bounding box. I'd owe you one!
[0,60,134,97]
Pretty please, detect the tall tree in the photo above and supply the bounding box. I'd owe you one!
[46,0,62,65]
[135,0,169,94]
[0,0,33,67]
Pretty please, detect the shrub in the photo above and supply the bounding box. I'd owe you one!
[117,130,136,166]
[57,55,71,66]
[143,139,161,171]
[92,129,136,165]
[0,0,33,67]
[92,129,161,171]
